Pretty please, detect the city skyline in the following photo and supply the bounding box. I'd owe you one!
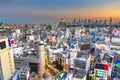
[0,0,120,23]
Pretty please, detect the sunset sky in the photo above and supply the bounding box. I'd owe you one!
[0,0,120,23]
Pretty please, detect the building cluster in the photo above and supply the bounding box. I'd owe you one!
[0,19,120,80]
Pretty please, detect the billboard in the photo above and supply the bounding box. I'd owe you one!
[115,59,120,64]
[70,44,77,50]
[69,54,74,69]
[69,51,77,70]
[95,63,108,71]
[94,69,107,80]
[103,54,113,63]
[10,39,15,45]
[80,44,90,50]
[116,63,120,68]
[48,48,63,53]
[74,59,86,69]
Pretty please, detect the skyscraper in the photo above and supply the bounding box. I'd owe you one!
[95,20,98,25]
[78,19,81,25]
[0,38,15,80]
[73,18,76,24]
[104,19,107,25]
[37,42,46,78]
[109,17,113,43]
[109,17,112,25]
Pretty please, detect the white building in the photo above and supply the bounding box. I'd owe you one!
[12,47,23,58]
[74,52,91,72]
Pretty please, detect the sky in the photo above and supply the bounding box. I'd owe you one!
[0,0,120,23]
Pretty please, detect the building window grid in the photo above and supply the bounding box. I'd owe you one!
[8,51,13,66]
[112,67,120,79]
[8,52,13,75]
[8,55,11,59]
[10,66,13,74]
[9,59,11,63]
[0,60,4,80]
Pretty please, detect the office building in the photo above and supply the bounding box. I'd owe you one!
[74,51,91,72]
[37,42,46,78]
[0,38,15,80]
[94,63,108,80]
[111,65,120,79]
[114,53,120,63]
[103,53,113,64]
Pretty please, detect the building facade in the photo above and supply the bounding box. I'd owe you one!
[0,38,15,80]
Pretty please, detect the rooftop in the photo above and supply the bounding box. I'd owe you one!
[74,70,86,79]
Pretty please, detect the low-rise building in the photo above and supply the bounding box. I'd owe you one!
[73,70,86,80]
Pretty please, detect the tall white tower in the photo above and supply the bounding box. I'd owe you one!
[38,42,46,78]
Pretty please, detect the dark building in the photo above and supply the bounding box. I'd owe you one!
[95,20,98,25]
[103,53,113,63]
[111,65,120,79]
[104,20,107,25]
[109,17,112,25]
[78,19,81,24]
[114,53,120,63]
[109,17,113,43]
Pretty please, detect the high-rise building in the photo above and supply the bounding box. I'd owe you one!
[104,19,107,25]
[84,19,87,24]
[73,18,76,25]
[74,51,91,72]
[111,65,120,79]
[0,38,15,80]
[109,17,112,25]
[109,17,113,43]
[94,63,108,80]
[37,42,46,78]
[99,20,102,24]
[103,53,113,64]
[88,19,91,24]
[59,18,66,28]
[95,20,98,25]
[78,19,81,25]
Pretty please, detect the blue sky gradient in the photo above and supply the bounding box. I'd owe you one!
[0,0,120,23]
